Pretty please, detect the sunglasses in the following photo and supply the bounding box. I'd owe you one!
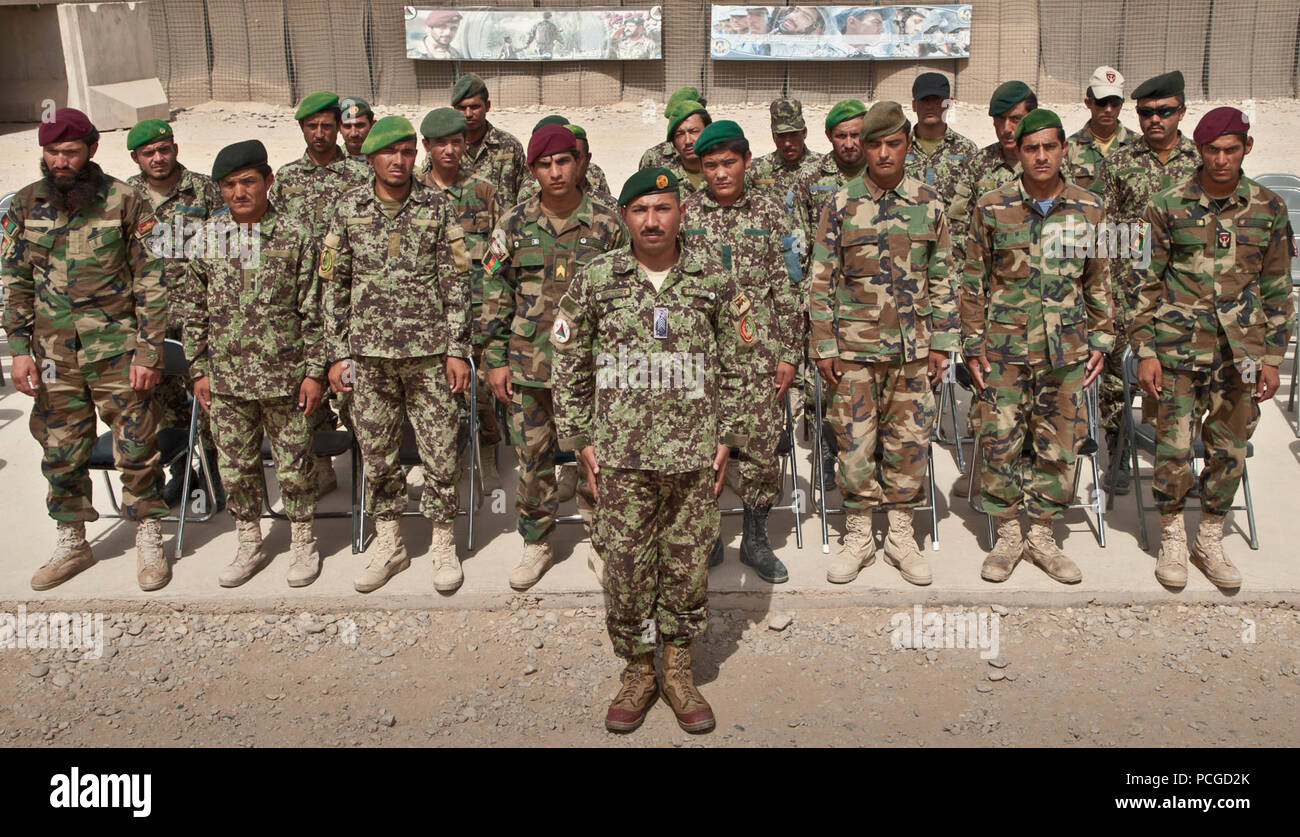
[1094,96,1124,108]
[1136,105,1182,119]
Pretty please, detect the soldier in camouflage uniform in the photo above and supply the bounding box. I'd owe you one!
[517,120,615,205]
[553,167,748,735]
[322,117,473,594]
[660,101,712,197]
[904,73,978,213]
[2,109,169,592]
[798,99,868,231]
[682,120,802,584]
[1063,67,1134,189]
[639,86,705,170]
[481,125,628,589]
[181,140,326,588]
[125,118,226,509]
[961,109,1113,585]
[448,74,528,207]
[748,99,824,217]
[339,96,375,159]
[810,102,959,588]
[1131,107,1296,591]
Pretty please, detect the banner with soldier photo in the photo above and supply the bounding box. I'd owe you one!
[405,6,663,61]
[709,5,972,59]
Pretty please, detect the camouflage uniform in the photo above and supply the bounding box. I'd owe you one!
[481,193,628,542]
[1063,122,1135,189]
[799,155,867,239]
[682,189,802,508]
[809,175,959,511]
[552,246,747,659]
[460,122,527,207]
[903,126,980,209]
[639,141,675,170]
[961,179,1114,520]
[517,162,614,206]
[179,207,323,522]
[1130,172,1295,514]
[748,149,824,218]
[1,164,167,522]
[948,142,1023,265]
[321,180,472,522]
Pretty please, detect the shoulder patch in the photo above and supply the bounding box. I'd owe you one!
[738,314,755,343]
[137,216,158,237]
[731,292,751,316]
[484,228,509,274]
[551,316,572,344]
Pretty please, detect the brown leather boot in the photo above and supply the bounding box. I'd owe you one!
[604,653,657,733]
[661,644,715,734]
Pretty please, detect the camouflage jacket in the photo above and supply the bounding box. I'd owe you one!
[480,193,628,387]
[639,141,675,170]
[748,149,825,214]
[461,122,527,208]
[320,179,472,362]
[552,246,749,472]
[1063,121,1135,189]
[267,146,371,239]
[425,170,500,347]
[128,164,223,327]
[808,174,959,363]
[517,161,615,206]
[681,188,804,370]
[948,142,1022,266]
[961,178,1114,368]
[179,206,324,398]
[903,127,980,208]
[799,154,867,243]
[1131,172,1296,372]
[2,164,166,369]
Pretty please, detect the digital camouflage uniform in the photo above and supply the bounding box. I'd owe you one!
[1063,122,1135,189]
[682,189,802,509]
[321,179,472,522]
[903,127,980,210]
[481,193,628,542]
[809,175,959,511]
[460,122,527,207]
[1,164,167,522]
[961,180,1114,520]
[748,148,824,229]
[1130,173,1295,514]
[552,246,748,659]
[518,162,614,206]
[179,207,324,522]
[639,141,675,170]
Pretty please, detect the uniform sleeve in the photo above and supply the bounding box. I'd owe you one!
[946,174,976,268]
[180,255,210,381]
[1128,201,1170,362]
[713,274,750,449]
[959,200,994,356]
[319,204,353,365]
[296,234,327,381]
[1082,205,1115,355]
[1,199,35,357]
[441,212,472,359]
[771,210,804,366]
[807,197,841,360]
[1260,213,1297,368]
[553,272,594,452]
[479,223,516,369]
[926,205,960,352]
[126,192,167,369]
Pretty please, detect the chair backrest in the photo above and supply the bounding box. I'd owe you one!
[162,338,190,377]
[1275,186,1300,213]
[1256,173,1300,191]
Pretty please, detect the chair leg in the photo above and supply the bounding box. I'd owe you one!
[814,372,831,553]
[927,441,938,551]
[1241,462,1259,550]
[784,393,803,550]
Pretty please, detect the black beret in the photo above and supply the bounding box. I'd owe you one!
[211,139,268,181]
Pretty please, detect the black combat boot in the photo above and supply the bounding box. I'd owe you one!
[739,504,789,584]
[708,534,724,568]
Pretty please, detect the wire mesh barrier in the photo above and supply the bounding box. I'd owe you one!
[142,0,1300,108]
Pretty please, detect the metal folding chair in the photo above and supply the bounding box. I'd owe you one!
[935,350,973,471]
[720,390,804,549]
[1255,173,1300,191]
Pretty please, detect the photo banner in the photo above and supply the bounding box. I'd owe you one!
[709,5,972,60]
[406,6,663,61]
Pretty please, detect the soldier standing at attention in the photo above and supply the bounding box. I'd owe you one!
[962,109,1113,585]
[904,73,978,211]
[181,140,326,588]
[661,100,712,196]
[481,125,628,590]
[340,97,376,160]
[1131,108,1295,590]
[810,102,959,587]
[682,120,802,584]
[322,116,473,594]
[1063,67,1133,188]
[799,99,869,227]
[553,168,748,735]
[450,74,528,207]
[748,99,824,214]
[3,109,169,592]
[639,86,704,169]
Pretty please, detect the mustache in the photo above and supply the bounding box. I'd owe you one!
[41,158,101,213]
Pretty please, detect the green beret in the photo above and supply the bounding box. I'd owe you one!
[666,100,707,141]
[826,99,867,131]
[1013,108,1062,141]
[860,101,908,141]
[295,90,339,121]
[988,81,1032,116]
[563,123,587,139]
[126,118,172,151]
[420,107,466,139]
[450,73,487,105]
[360,115,416,155]
[694,120,745,157]
[618,167,679,207]
[1132,70,1184,101]
[211,139,268,182]
[664,86,701,118]
[533,114,570,132]
[340,96,372,120]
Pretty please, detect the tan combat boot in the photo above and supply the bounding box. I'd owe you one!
[662,644,715,734]
[604,652,658,733]
[286,521,321,588]
[981,517,1024,582]
[827,509,875,583]
[430,521,462,593]
[510,540,554,591]
[355,518,409,593]
[31,522,95,591]
[315,457,338,497]
[478,442,500,487]
[219,519,269,587]
[1155,512,1189,587]
[1024,519,1082,584]
[136,518,170,591]
[1190,512,1241,588]
[883,509,932,586]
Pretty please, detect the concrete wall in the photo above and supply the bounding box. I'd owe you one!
[0,5,70,122]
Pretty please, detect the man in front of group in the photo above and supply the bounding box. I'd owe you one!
[340,96,375,159]
[810,102,959,587]
[451,73,527,206]
[1131,107,1295,591]
[1064,66,1133,188]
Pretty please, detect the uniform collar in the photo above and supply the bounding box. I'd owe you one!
[297,145,351,172]
[1183,168,1252,208]
[1136,131,1198,162]
[610,244,703,285]
[1014,177,1070,215]
[700,188,753,210]
[529,192,595,237]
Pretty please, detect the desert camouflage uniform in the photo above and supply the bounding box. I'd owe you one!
[552,246,748,659]
[321,179,472,522]
[460,122,527,207]
[1063,122,1135,189]
[809,174,959,511]
[961,179,1114,520]
[518,162,615,205]
[2,164,167,522]
[1130,172,1295,514]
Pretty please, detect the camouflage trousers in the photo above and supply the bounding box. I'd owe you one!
[29,351,165,522]
[1153,343,1260,515]
[827,358,936,511]
[978,360,1087,520]
[209,392,315,523]
[1098,305,1131,433]
[353,355,459,523]
[738,365,786,509]
[510,385,594,542]
[473,346,502,446]
[598,467,717,660]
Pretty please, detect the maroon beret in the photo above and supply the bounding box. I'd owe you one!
[38,108,95,147]
[527,124,578,165]
[426,9,461,26]
[1193,106,1250,146]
